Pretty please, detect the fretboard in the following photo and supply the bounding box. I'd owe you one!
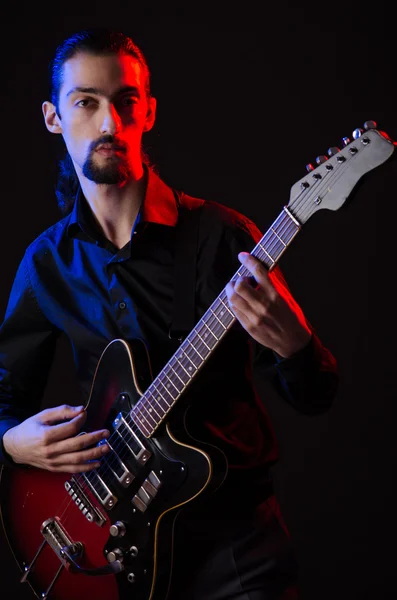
[131,206,301,437]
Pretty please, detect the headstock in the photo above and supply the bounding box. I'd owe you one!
[287,121,396,225]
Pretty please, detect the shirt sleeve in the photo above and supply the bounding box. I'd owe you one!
[0,250,59,464]
[224,209,339,415]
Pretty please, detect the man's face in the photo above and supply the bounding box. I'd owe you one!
[49,52,155,184]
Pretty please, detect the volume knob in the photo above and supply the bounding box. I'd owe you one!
[110,521,127,537]
[107,547,124,563]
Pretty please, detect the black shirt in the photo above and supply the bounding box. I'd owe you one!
[0,167,338,491]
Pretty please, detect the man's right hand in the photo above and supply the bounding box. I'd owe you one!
[2,404,110,473]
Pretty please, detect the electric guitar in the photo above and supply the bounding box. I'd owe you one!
[0,121,395,600]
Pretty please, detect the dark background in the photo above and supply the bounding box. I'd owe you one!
[0,3,396,599]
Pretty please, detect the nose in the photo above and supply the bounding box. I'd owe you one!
[99,103,121,135]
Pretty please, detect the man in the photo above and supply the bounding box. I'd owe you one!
[0,28,338,599]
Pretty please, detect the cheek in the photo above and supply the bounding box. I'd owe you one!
[63,132,90,163]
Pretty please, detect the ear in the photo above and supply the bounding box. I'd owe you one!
[42,101,63,134]
[143,96,157,132]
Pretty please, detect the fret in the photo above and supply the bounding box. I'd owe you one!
[142,398,162,421]
[129,400,155,432]
[185,337,205,361]
[216,296,235,326]
[195,330,211,351]
[190,334,211,359]
[163,371,183,397]
[154,373,178,402]
[169,360,190,386]
[202,313,224,340]
[201,320,219,342]
[180,342,202,370]
[146,385,171,412]
[270,227,286,247]
[177,347,197,373]
[209,308,227,330]
[136,402,157,429]
[174,355,193,380]
[219,296,234,319]
[131,407,153,435]
[259,243,275,265]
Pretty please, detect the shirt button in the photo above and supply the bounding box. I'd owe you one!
[118,301,127,310]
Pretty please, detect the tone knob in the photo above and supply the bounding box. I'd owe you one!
[107,547,124,563]
[364,120,377,130]
[110,521,127,537]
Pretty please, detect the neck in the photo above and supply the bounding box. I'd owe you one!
[79,167,147,249]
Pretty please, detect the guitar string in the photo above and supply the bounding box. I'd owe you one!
[71,214,303,496]
[72,166,339,495]
[35,155,362,564]
[120,141,369,435]
[71,140,369,506]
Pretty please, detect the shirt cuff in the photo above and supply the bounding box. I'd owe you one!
[272,334,318,379]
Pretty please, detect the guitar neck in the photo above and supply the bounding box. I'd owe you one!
[130,206,302,437]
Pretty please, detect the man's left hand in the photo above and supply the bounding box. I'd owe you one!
[225,252,312,358]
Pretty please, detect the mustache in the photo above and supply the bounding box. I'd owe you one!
[89,135,127,153]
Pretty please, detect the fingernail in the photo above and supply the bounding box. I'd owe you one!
[73,405,84,411]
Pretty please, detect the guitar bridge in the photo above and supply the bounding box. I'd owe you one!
[41,517,83,565]
[65,478,107,525]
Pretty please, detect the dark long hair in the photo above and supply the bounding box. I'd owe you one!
[49,28,152,215]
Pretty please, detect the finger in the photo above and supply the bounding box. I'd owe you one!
[44,411,88,444]
[226,280,269,325]
[50,442,110,467]
[226,280,253,316]
[39,404,85,425]
[226,281,275,330]
[232,302,278,346]
[49,428,110,456]
[48,460,103,474]
[238,252,275,291]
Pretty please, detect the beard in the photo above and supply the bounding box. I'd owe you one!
[82,155,132,184]
[82,135,131,184]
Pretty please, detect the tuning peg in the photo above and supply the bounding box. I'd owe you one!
[327,147,340,156]
[305,163,315,172]
[352,128,364,139]
[342,137,350,146]
[316,155,328,164]
[364,120,377,130]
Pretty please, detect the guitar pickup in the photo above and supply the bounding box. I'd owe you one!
[113,413,152,466]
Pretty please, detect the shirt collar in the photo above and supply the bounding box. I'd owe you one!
[67,165,179,239]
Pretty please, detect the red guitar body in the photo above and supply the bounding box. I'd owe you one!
[0,339,228,600]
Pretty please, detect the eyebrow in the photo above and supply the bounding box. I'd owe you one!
[66,85,141,98]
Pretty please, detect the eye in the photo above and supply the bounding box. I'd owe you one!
[75,98,95,108]
[120,95,138,106]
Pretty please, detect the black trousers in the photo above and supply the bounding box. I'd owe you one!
[167,494,300,599]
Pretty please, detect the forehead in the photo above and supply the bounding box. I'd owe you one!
[60,52,146,97]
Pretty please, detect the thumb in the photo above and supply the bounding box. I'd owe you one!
[39,404,85,425]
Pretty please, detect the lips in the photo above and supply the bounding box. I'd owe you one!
[96,143,125,153]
